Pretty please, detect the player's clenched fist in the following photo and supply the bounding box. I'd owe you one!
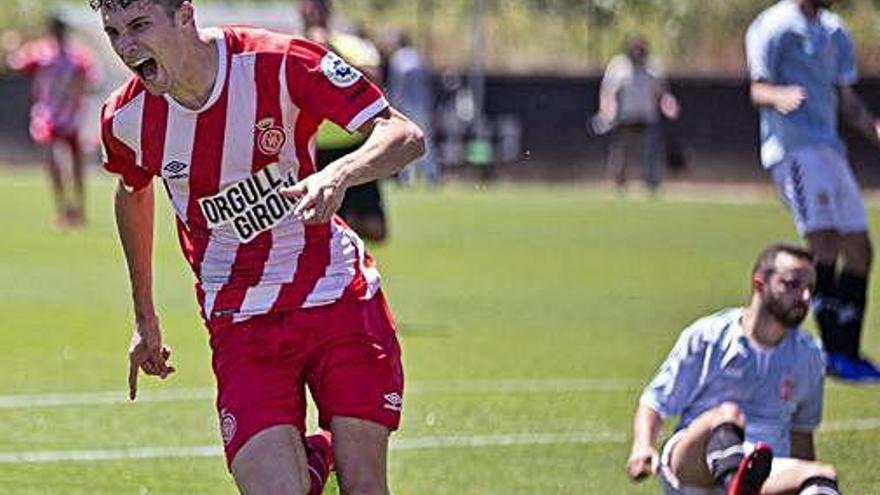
[626,445,659,482]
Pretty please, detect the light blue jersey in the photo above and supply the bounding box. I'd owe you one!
[745,0,858,168]
[640,308,825,457]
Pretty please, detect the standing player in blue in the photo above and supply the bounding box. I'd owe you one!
[746,0,880,382]
[627,244,843,495]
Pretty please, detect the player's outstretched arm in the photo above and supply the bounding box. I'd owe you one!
[283,106,425,224]
[626,405,663,482]
[114,181,175,399]
[839,85,880,147]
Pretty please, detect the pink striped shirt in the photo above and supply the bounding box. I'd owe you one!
[100,26,385,324]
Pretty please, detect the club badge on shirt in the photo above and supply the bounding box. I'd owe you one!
[255,117,286,156]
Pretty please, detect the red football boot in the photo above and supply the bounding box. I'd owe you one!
[727,442,773,495]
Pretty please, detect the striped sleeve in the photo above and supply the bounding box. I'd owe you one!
[285,39,388,133]
[100,101,152,192]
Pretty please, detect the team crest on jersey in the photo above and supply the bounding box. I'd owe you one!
[255,117,286,156]
[220,409,237,445]
[198,162,299,243]
[779,375,795,402]
[321,52,362,88]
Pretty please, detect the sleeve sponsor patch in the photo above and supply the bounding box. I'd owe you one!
[320,52,362,88]
[198,163,299,243]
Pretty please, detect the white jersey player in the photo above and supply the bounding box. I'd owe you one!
[627,244,843,495]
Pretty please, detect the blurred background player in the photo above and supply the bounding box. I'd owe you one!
[299,0,389,242]
[595,35,679,193]
[8,15,101,228]
[383,29,440,187]
[628,243,843,495]
[746,0,880,382]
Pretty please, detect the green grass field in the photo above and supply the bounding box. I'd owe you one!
[0,167,878,494]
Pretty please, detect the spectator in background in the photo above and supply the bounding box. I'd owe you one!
[299,0,390,242]
[9,15,101,228]
[383,29,440,187]
[597,36,679,192]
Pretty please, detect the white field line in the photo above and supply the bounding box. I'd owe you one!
[0,379,639,410]
[1,420,877,465]
[0,432,625,464]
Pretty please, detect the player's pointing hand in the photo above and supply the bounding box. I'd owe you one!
[281,166,347,225]
[127,315,176,400]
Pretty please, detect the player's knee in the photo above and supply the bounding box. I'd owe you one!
[713,402,745,427]
[803,463,837,482]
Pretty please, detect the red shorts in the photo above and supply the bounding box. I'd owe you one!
[208,291,404,467]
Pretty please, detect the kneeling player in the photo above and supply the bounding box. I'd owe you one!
[627,244,843,495]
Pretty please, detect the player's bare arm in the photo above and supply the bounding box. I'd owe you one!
[790,431,816,461]
[750,80,807,115]
[838,84,880,146]
[114,181,175,399]
[283,107,425,224]
[626,405,663,482]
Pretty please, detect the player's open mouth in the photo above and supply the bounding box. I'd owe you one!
[130,57,158,81]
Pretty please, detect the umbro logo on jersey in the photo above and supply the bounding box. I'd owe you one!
[163,160,189,179]
[321,52,362,88]
[383,392,403,412]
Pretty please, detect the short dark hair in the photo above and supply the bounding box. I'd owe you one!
[88,0,186,12]
[751,243,814,280]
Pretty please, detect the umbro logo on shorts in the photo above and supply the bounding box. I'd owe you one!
[163,160,190,180]
[220,409,237,445]
[383,392,402,412]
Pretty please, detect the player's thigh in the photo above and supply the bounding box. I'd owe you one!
[210,314,309,469]
[759,457,837,495]
[306,293,404,433]
[230,424,311,495]
[832,152,869,238]
[770,149,839,236]
[331,416,391,495]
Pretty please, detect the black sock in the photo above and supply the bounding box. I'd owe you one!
[813,262,842,354]
[706,423,745,486]
[837,271,867,359]
[799,476,841,495]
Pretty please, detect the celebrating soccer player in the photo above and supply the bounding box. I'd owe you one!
[91,0,425,493]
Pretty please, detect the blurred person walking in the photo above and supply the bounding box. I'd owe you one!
[596,36,679,192]
[300,0,390,242]
[384,29,440,187]
[628,243,843,495]
[746,0,880,382]
[9,15,102,229]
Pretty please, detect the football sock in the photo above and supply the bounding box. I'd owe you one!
[836,271,867,359]
[705,422,745,486]
[305,433,333,495]
[813,262,842,354]
[798,476,842,495]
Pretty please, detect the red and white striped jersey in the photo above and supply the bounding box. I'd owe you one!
[100,26,387,323]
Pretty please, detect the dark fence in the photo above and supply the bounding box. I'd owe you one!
[2,73,878,184]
